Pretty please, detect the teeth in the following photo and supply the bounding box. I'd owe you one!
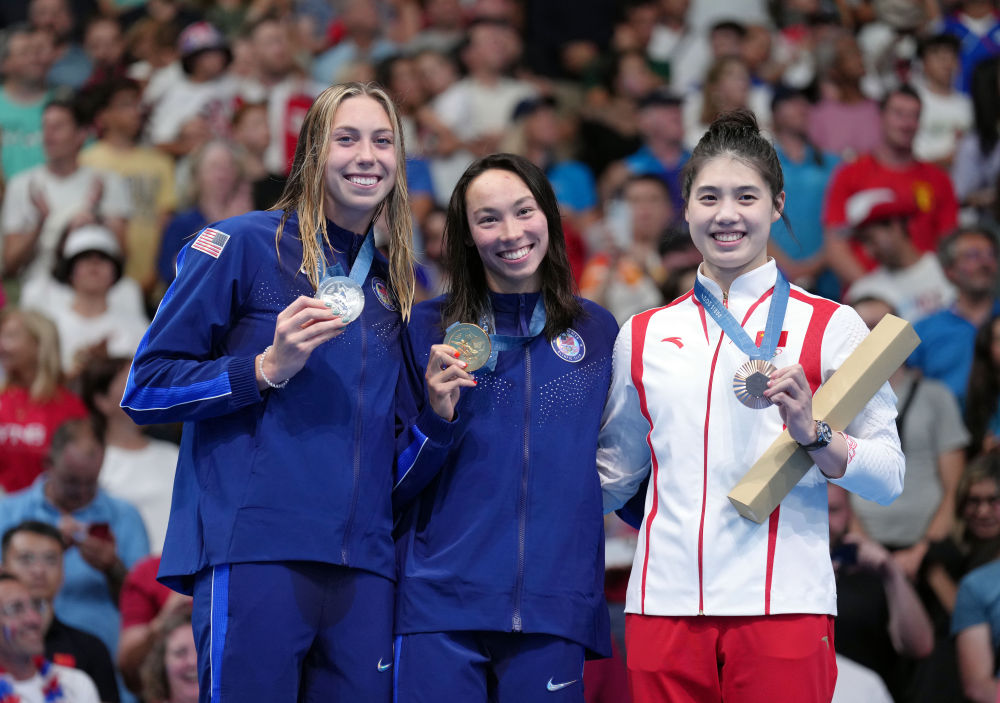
[713,232,743,242]
[500,246,531,260]
[348,176,378,186]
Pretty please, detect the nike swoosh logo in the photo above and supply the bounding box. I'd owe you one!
[377,658,392,672]
[546,677,578,691]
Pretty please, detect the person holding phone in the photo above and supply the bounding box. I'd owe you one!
[597,110,906,702]
[393,153,619,702]
[121,82,416,702]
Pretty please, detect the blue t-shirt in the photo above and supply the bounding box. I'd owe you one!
[623,144,689,215]
[771,144,839,261]
[547,160,598,213]
[0,87,51,179]
[952,559,1000,666]
[0,480,150,655]
[908,301,1000,409]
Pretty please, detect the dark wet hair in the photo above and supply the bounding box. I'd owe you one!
[441,153,582,340]
[681,108,784,212]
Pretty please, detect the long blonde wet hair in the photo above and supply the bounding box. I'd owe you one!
[272,82,416,321]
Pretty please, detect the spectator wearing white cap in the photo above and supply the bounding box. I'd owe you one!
[39,224,148,378]
[843,187,956,324]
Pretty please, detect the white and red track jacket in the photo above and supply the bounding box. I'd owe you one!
[598,261,904,618]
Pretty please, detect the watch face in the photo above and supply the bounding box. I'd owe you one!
[817,421,832,444]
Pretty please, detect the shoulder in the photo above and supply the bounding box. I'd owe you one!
[406,296,447,342]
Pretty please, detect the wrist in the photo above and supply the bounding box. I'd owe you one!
[798,420,833,451]
[258,345,289,389]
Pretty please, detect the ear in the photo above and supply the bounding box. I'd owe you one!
[771,191,786,223]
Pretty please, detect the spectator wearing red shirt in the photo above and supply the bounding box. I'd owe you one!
[0,308,87,493]
[822,85,959,288]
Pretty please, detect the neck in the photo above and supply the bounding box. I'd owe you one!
[46,158,78,178]
[925,77,951,95]
[835,81,865,103]
[874,141,913,167]
[101,132,134,150]
[105,418,149,450]
[887,245,921,271]
[701,259,768,295]
[647,137,682,164]
[5,365,37,389]
[2,78,45,103]
[0,654,36,681]
[72,292,109,317]
[775,129,807,160]
[323,203,372,236]
[954,291,996,325]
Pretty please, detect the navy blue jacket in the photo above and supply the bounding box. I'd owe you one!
[394,292,617,657]
[122,210,402,592]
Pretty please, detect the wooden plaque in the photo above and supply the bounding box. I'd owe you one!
[728,314,920,523]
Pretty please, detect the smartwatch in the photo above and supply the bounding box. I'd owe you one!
[798,420,833,451]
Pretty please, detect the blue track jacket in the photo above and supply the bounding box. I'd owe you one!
[395,292,617,657]
[122,210,402,592]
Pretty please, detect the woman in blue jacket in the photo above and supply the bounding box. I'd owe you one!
[121,82,415,702]
[394,153,618,702]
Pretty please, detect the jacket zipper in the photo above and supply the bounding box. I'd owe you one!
[512,344,531,631]
[342,308,367,564]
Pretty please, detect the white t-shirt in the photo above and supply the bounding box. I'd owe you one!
[49,306,148,372]
[914,82,973,163]
[844,252,956,324]
[21,275,146,321]
[0,165,131,286]
[831,655,893,703]
[7,664,100,703]
[101,440,178,553]
[146,74,238,145]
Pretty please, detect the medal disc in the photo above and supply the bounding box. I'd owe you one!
[733,359,777,409]
[443,323,492,372]
[316,276,365,324]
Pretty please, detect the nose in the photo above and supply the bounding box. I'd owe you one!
[356,138,375,165]
[714,195,738,223]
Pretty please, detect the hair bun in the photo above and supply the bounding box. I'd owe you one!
[706,108,761,137]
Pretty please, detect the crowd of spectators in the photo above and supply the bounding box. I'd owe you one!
[0,0,998,701]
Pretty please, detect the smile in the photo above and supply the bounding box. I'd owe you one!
[346,175,380,187]
[712,231,745,243]
[499,245,533,261]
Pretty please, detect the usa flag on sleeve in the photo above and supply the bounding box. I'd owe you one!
[191,228,230,258]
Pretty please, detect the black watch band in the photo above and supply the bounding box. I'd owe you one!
[798,420,833,451]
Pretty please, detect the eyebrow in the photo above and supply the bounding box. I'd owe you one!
[694,184,764,194]
[471,196,535,217]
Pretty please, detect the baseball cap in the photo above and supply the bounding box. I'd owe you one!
[846,188,919,228]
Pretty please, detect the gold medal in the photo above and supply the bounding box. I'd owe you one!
[733,360,777,409]
[443,323,492,372]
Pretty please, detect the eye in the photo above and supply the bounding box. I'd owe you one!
[375,136,394,146]
[334,135,354,144]
[478,215,498,225]
[517,206,534,216]
[698,194,717,204]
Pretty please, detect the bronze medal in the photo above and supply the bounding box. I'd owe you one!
[732,359,777,409]
[443,323,492,372]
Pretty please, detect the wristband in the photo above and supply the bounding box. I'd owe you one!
[259,345,289,389]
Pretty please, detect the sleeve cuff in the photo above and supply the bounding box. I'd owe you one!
[228,355,262,409]
[415,403,457,445]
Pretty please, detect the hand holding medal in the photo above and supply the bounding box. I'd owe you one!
[257,296,347,390]
[762,363,819,445]
[425,340,478,421]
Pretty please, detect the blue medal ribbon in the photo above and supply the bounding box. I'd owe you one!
[693,270,790,361]
[444,296,546,372]
[317,227,376,286]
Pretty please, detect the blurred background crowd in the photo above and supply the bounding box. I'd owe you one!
[0,0,999,701]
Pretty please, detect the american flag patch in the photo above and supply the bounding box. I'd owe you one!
[191,228,230,258]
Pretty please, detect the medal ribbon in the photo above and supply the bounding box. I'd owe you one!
[316,227,376,285]
[693,270,790,361]
[445,296,546,372]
